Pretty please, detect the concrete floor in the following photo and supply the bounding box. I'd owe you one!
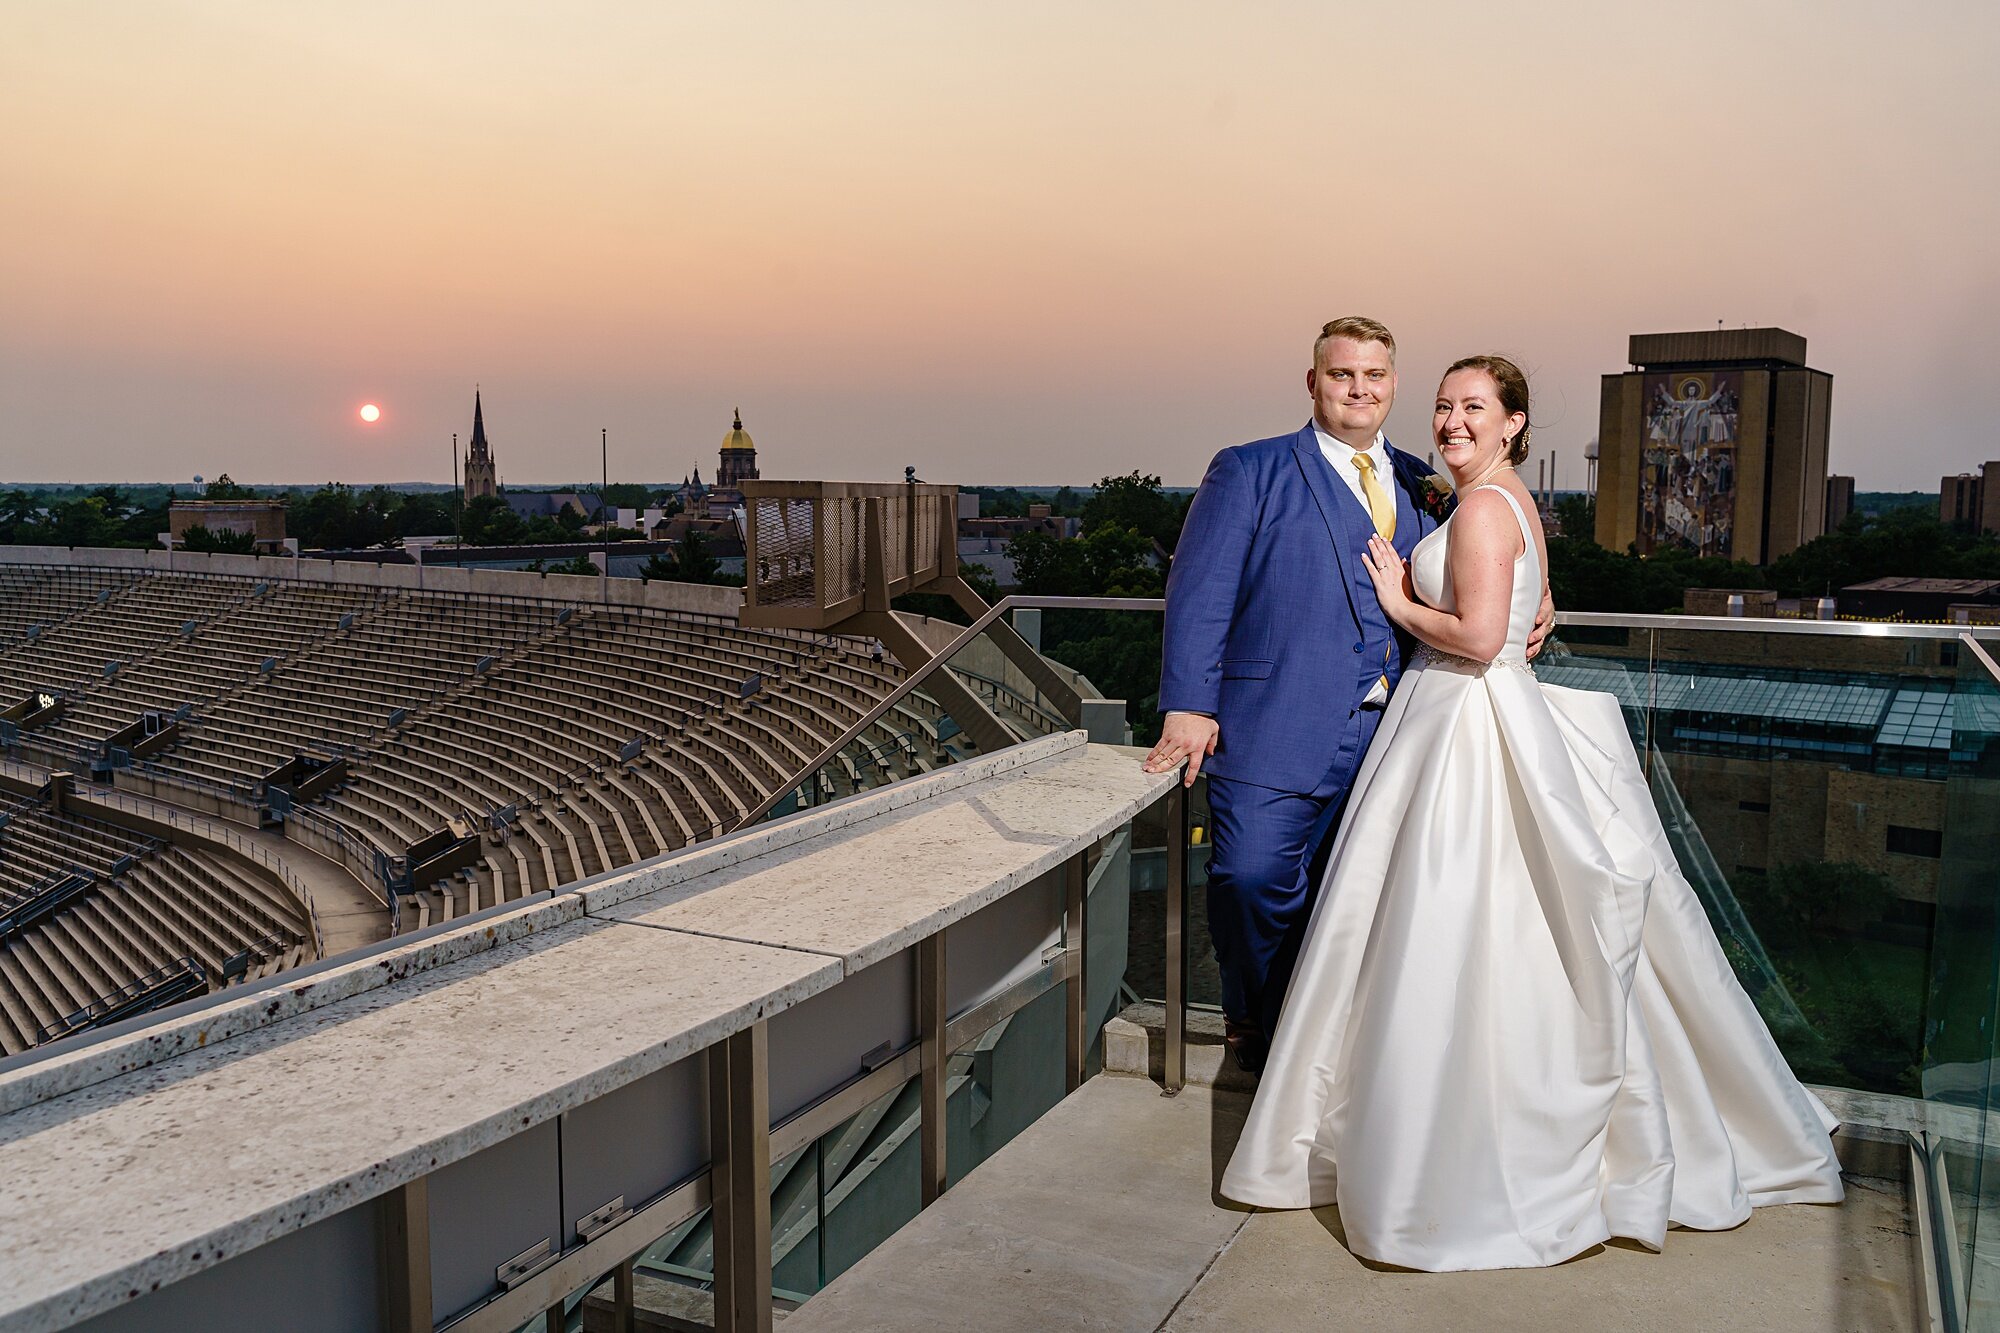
[784,1075,1922,1333]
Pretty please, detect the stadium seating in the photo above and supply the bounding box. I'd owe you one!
[35,583,391,753]
[0,566,142,655]
[323,607,923,917]
[0,561,1084,965]
[0,795,309,1056]
[0,574,255,695]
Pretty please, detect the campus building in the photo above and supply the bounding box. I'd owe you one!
[463,389,498,501]
[1939,462,2000,533]
[1593,327,1832,564]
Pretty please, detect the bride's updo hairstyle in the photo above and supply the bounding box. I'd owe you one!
[1444,354,1532,465]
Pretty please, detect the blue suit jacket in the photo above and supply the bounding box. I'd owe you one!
[1161,423,1448,794]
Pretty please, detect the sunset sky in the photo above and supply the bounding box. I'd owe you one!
[2,1,1993,490]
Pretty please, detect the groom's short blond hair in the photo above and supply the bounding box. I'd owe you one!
[1314,317,1397,366]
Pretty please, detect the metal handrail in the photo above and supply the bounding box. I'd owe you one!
[1961,632,2000,687]
[727,595,1165,831]
[1560,610,1978,639]
[728,595,1990,835]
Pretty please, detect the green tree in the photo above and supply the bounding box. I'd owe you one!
[180,523,257,553]
[958,560,1001,606]
[203,474,254,501]
[676,531,720,582]
[392,492,455,540]
[893,562,1005,626]
[1081,471,1186,552]
[1552,494,1596,544]
[461,495,525,545]
[638,553,678,582]
[1005,530,1089,596]
[30,496,127,547]
[1765,507,2000,600]
[601,483,652,510]
[0,490,41,542]
[545,553,599,576]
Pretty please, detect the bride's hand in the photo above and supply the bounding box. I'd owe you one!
[1362,535,1414,621]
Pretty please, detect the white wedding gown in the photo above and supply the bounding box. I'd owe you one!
[1219,486,1844,1272]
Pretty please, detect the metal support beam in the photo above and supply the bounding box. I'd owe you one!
[611,1260,635,1333]
[852,611,1014,757]
[708,1025,773,1333]
[918,932,948,1205]
[1164,783,1188,1096]
[1064,850,1088,1093]
[976,607,1087,731]
[382,1176,433,1333]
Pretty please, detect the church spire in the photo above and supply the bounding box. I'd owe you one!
[463,388,499,501]
[469,389,490,461]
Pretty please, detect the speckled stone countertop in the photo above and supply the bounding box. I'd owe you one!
[0,921,840,1333]
[0,735,1177,1332]
[595,743,1177,975]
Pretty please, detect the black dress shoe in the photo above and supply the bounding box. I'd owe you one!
[1224,1018,1267,1075]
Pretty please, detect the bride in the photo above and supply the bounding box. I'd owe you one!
[1217,355,1844,1272]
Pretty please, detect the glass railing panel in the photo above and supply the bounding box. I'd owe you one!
[1020,605,1163,746]
[1024,605,1209,1016]
[1926,632,2000,1329]
[1543,623,1968,1097]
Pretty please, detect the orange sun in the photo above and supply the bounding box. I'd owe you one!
[359,403,381,423]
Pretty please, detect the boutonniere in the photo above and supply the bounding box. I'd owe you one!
[1419,473,1455,520]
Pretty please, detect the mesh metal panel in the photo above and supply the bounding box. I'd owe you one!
[743,482,958,625]
[911,494,942,582]
[827,496,863,606]
[750,498,817,609]
[879,496,909,588]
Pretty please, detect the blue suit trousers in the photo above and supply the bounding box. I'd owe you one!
[1205,703,1384,1040]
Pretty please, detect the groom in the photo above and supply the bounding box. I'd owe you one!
[1147,317,1543,1072]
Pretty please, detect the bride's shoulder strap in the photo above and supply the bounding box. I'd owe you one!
[1493,485,1532,532]
[1465,484,1533,539]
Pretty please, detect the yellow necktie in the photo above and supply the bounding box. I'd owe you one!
[1351,452,1396,541]
[1352,451,1395,694]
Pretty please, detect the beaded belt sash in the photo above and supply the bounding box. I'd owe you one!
[1412,643,1536,674]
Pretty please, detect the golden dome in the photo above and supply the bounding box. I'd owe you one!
[721,407,756,453]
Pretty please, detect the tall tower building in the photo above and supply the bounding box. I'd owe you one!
[1594,328,1831,565]
[464,390,498,501]
[717,408,759,489]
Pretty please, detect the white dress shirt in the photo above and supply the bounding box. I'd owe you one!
[1312,423,1390,513]
[1314,423,1392,705]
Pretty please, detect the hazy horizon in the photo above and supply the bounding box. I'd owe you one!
[5,2,1994,491]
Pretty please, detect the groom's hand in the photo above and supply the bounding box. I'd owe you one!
[1526,583,1556,659]
[1145,712,1218,787]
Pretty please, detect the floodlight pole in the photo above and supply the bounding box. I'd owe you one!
[451,432,461,546]
[601,427,609,595]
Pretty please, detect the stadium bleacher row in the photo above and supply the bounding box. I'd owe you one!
[0,564,956,946]
[0,792,309,1056]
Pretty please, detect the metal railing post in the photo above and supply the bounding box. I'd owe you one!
[708,1025,773,1333]
[611,1258,636,1333]
[382,1175,433,1333]
[1164,782,1187,1096]
[1064,850,1087,1093]
[918,932,948,1205]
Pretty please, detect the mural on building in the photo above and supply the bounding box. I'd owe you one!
[1640,369,1740,556]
